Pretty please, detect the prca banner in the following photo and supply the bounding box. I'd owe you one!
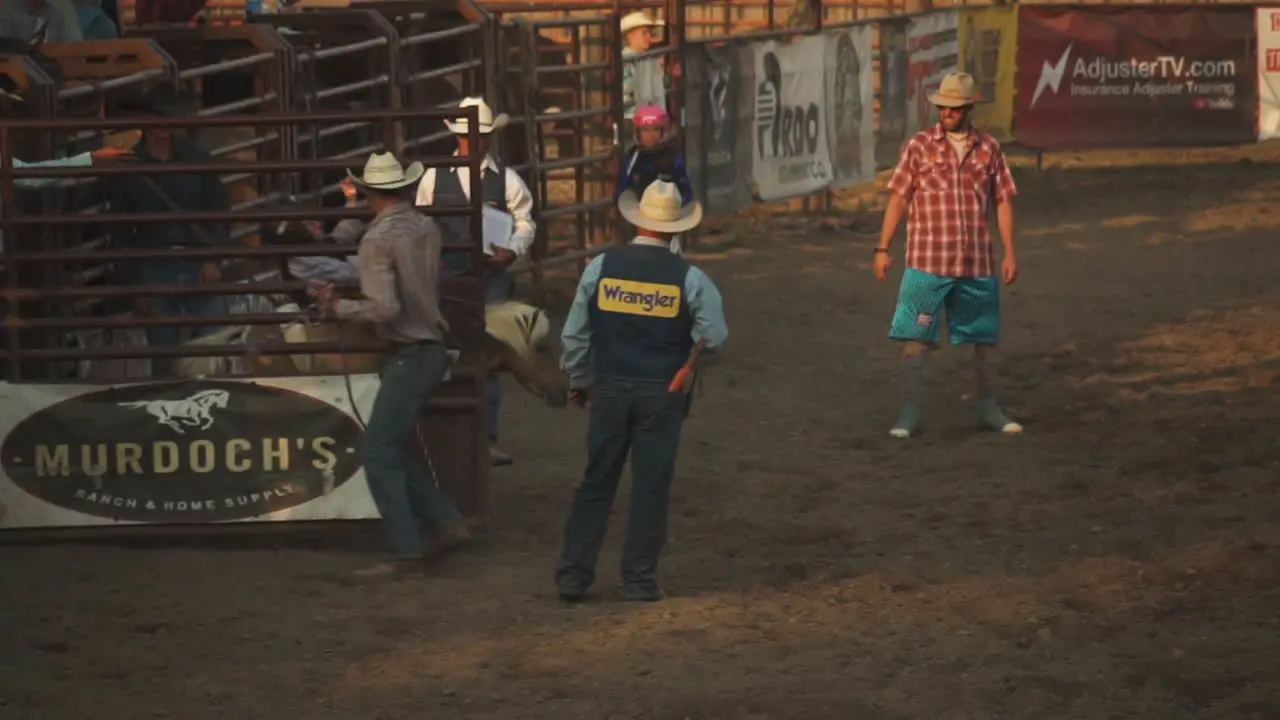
[1258,8,1280,140]
[751,35,832,201]
[1016,6,1256,150]
[905,11,959,137]
[959,6,1017,141]
[0,376,383,529]
[683,43,753,215]
[823,24,876,188]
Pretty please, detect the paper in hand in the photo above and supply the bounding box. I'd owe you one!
[482,206,514,257]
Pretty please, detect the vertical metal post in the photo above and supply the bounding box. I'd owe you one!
[0,125,20,381]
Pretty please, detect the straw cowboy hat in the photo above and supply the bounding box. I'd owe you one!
[620,11,664,34]
[618,179,702,234]
[928,72,980,108]
[346,152,424,191]
[444,96,510,135]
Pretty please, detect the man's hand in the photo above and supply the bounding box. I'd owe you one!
[486,247,517,270]
[1002,254,1018,286]
[198,262,222,284]
[569,388,591,407]
[304,220,326,240]
[873,249,892,281]
[91,146,134,162]
[340,177,359,205]
[306,279,337,316]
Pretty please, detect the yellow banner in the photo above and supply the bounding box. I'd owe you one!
[958,6,1018,142]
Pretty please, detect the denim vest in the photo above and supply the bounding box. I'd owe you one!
[588,244,693,382]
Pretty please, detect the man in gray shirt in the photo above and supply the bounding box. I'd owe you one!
[311,152,470,578]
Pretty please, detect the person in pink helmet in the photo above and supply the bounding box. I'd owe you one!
[615,104,693,206]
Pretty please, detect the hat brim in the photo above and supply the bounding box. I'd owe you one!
[622,19,665,32]
[617,190,702,234]
[444,113,511,135]
[928,91,976,108]
[346,161,425,190]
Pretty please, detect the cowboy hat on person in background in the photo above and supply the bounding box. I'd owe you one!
[347,151,425,192]
[419,95,536,468]
[554,177,727,604]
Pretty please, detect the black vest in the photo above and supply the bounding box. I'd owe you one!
[436,164,508,275]
[624,145,680,198]
[588,244,693,382]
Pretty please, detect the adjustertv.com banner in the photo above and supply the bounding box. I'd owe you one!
[1016,6,1256,150]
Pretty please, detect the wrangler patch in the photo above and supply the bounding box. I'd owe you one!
[597,277,681,318]
[915,312,935,327]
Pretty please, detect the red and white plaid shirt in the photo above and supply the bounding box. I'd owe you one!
[887,124,1017,278]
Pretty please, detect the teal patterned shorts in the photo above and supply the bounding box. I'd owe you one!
[889,268,1000,346]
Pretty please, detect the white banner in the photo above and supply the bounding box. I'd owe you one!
[905,10,960,137]
[1258,8,1280,139]
[751,35,833,201]
[823,25,877,189]
[0,375,384,529]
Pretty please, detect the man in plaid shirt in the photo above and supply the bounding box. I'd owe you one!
[875,73,1021,439]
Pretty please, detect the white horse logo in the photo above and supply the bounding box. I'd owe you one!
[118,389,231,435]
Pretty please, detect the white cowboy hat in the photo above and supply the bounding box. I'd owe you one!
[443,96,510,135]
[620,11,664,34]
[346,152,424,190]
[928,72,980,108]
[618,180,702,234]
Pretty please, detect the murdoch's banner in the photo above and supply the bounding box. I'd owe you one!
[1016,6,1256,150]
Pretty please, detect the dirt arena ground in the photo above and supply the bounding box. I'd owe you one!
[3,144,1279,719]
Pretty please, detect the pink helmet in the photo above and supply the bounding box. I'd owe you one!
[633,104,669,128]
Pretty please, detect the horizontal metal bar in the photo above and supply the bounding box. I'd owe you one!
[1,341,389,361]
[296,37,388,63]
[9,312,314,330]
[3,155,467,178]
[407,60,481,85]
[0,108,477,131]
[314,75,390,102]
[401,22,481,47]
[401,128,456,151]
[510,243,611,274]
[3,236,477,263]
[57,68,167,100]
[180,52,275,80]
[625,45,676,62]
[209,132,280,158]
[198,94,277,117]
[540,196,613,219]
[537,107,611,123]
[3,204,476,227]
[536,61,610,75]
[1,275,491,300]
[537,151,614,173]
[528,16,611,29]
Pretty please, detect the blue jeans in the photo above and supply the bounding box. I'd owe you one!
[362,341,463,559]
[555,377,686,592]
[484,269,512,442]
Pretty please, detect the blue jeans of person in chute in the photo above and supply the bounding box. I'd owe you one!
[484,268,512,444]
[556,377,685,598]
[361,340,462,559]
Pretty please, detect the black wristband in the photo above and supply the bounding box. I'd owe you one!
[874,247,890,254]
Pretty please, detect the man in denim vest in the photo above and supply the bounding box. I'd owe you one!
[415,96,536,467]
[555,180,728,603]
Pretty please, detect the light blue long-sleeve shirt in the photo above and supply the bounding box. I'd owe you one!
[1,152,94,253]
[560,238,728,389]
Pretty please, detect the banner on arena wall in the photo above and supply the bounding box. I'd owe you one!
[877,16,910,169]
[751,35,832,201]
[683,43,754,215]
[905,10,959,138]
[1258,8,1280,140]
[1016,6,1256,150]
[0,376,383,529]
[958,6,1017,141]
[823,25,876,188]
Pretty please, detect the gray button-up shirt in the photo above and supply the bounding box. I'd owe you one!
[332,202,448,343]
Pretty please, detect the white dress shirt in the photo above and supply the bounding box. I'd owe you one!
[414,151,536,257]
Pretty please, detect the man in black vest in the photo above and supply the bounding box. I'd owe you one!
[555,179,729,603]
[416,97,537,467]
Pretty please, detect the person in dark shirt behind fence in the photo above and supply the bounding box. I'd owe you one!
[614,104,693,255]
[106,85,231,374]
